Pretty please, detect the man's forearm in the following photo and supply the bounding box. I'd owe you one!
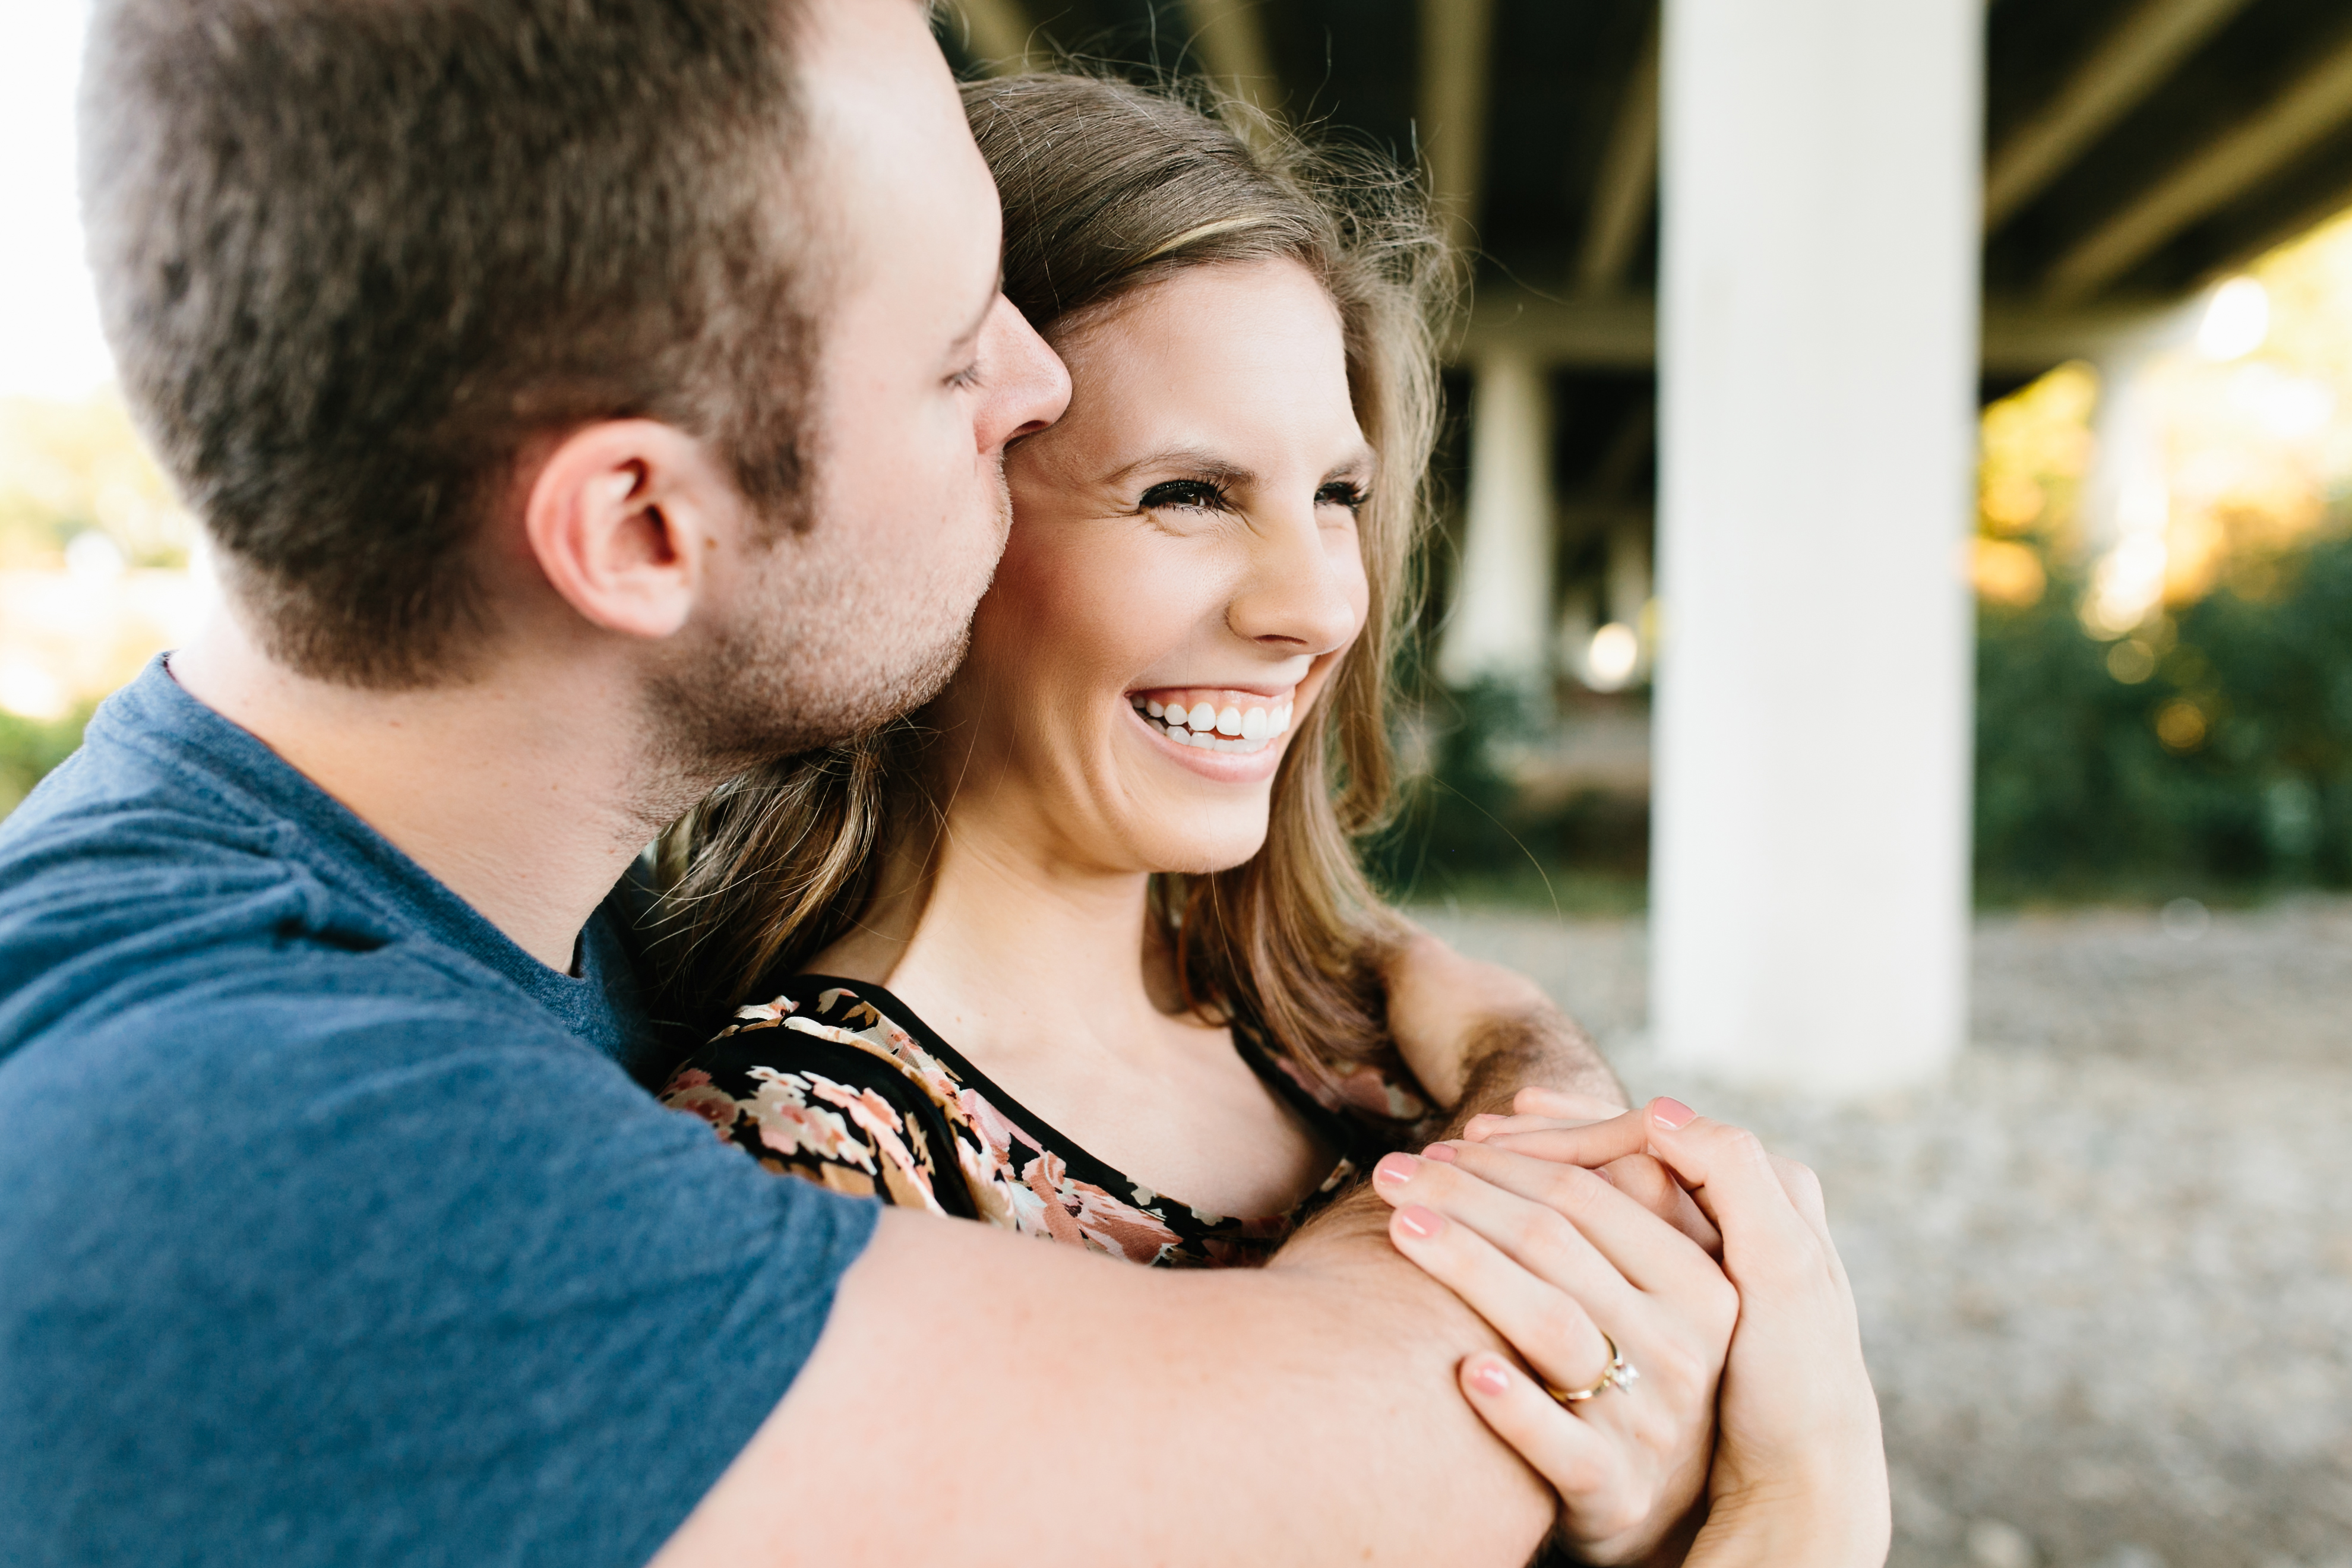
[1382,928,1623,1111]
[659,1206,1558,1567]
[1443,1007,1625,1131]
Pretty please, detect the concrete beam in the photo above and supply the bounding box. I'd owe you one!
[1455,285,2191,378]
[1575,8,1662,295]
[943,0,1041,74]
[2044,33,2352,303]
[2204,174,2352,284]
[1458,289,1658,369]
[1179,0,1279,108]
[1418,0,1497,257]
[1985,0,2255,230]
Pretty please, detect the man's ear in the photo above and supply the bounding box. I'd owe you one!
[521,420,739,640]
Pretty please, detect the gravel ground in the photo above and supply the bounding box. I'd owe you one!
[1419,898,2352,1568]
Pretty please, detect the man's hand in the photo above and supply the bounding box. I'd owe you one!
[1382,924,1623,1111]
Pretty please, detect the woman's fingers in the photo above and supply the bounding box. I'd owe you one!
[1416,1141,1730,1309]
[1635,1099,1828,1286]
[1458,1355,1652,1543]
[1379,1149,1731,1566]
[1457,1107,1654,1166]
[1515,1085,1630,1120]
[1601,1153,1724,1257]
[1386,1201,1619,1395]
[1374,1151,1644,1324]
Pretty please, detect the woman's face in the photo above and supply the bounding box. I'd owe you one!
[937,257,1371,875]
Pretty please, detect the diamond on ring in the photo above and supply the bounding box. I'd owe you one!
[1542,1333,1639,1406]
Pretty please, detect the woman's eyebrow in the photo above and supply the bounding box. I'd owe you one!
[1102,447,1257,490]
[1323,446,1377,482]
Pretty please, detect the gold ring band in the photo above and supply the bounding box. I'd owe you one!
[1542,1332,1640,1405]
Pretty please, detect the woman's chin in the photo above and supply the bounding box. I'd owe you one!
[1147,828,1272,878]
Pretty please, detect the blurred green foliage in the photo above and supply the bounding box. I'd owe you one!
[0,706,94,821]
[1370,523,2352,910]
[1365,680,1649,913]
[1974,529,2352,900]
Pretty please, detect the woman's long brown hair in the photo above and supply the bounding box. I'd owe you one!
[651,71,1454,1089]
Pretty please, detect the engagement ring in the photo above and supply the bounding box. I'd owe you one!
[1543,1333,1640,1406]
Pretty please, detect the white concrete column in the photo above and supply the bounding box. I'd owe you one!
[1438,350,1556,690]
[1651,0,1983,1093]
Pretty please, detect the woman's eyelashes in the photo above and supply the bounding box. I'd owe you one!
[947,357,985,391]
[1137,478,1231,514]
[1135,478,1369,515]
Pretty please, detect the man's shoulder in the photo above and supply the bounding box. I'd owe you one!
[0,670,556,1065]
[0,766,472,1063]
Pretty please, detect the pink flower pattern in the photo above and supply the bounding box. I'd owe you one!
[658,978,1424,1269]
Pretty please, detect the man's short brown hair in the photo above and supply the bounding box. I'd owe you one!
[83,0,819,687]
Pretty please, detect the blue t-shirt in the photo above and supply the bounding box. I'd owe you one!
[0,660,878,1566]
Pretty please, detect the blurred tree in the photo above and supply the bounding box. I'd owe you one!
[1975,530,2352,897]
[0,393,191,570]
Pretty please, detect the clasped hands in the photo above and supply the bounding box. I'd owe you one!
[1373,944,1891,1566]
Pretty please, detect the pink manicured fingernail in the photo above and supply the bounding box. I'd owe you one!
[1374,1152,1421,1184]
[1421,1142,1459,1164]
[1395,1204,1444,1239]
[1651,1096,1696,1130]
[1466,1358,1512,1396]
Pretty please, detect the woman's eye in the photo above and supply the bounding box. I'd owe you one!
[1139,479,1231,513]
[947,359,984,391]
[1317,481,1368,510]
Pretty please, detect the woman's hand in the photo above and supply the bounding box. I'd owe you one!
[1367,1134,1737,1564]
[1407,1100,1892,1568]
[1627,1101,1888,1568]
[1465,1088,1723,1256]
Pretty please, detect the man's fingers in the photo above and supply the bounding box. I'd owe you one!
[1385,1202,1618,1396]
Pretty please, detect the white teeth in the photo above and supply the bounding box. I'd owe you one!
[1136,694,1292,753]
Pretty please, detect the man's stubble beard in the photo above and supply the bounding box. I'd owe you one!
[644,474,1009,791]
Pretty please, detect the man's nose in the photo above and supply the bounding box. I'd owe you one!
[976,295,1070,455]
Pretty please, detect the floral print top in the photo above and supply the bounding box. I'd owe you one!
[659,975,1430,1269]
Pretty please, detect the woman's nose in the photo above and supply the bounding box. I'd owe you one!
[975,295,1071,456]
[1225,511,1367,657]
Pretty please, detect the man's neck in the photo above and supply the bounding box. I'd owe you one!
[169,610,671,972]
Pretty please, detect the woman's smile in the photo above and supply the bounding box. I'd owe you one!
[1128,687,1297,753]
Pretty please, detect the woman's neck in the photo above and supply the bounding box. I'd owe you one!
[803,782,1333,1217]
[811,799,1176,1074]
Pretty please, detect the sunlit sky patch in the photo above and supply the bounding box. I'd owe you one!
[1,1,113,401]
